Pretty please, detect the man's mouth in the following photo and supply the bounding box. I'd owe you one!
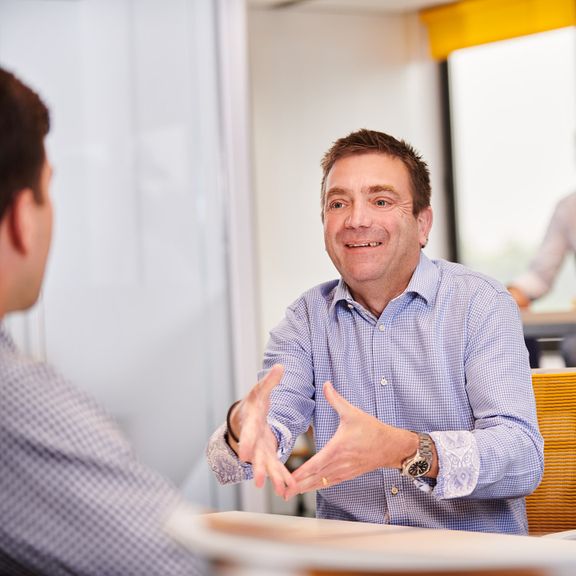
[345,241,382,248]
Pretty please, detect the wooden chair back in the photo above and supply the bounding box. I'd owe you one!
[526,370,576,535]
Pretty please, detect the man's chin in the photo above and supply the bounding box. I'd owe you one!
[342,274,384,291]
[10,288,43,314]
[342,265,384,282]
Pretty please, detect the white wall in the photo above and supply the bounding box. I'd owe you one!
[248,8,448,349]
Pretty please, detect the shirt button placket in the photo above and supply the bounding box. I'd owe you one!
[374,318,393,432]
[377,324,388,387]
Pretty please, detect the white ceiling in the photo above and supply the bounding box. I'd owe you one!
[248,0,456,13]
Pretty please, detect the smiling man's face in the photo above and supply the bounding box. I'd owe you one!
[323,152,432,303]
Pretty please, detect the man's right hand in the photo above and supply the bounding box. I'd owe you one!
[227,364,295,498]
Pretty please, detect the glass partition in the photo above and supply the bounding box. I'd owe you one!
[0,0,250,511]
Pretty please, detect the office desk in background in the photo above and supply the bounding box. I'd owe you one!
[521,310,576,340]
[166,509,576,576]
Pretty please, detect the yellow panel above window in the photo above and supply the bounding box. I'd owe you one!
[420,0,576,60]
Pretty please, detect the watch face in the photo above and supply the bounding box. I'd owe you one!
[408,459,430,477]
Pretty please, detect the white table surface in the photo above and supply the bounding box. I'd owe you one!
[166,509,576,575]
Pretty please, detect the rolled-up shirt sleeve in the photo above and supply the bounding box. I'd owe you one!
[429,430,480,499]
[206,418,294,485]
[206,423,253,484]
[432,291,543,501]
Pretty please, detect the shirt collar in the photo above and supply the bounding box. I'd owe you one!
[329,280,358,318]
[330,251,439,316]
[0,321,17,352]
[404,252,439,307]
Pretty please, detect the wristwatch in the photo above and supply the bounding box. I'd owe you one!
[400,432,433,478]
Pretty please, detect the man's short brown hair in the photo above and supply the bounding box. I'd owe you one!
[0,67,50,222]
[320,129,431,218]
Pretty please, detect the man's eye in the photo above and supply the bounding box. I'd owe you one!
[330,201,344,209]
[375,199,390,207]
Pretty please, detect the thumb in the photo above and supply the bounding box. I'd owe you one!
[323,381,351,416]
[261,363,285,396]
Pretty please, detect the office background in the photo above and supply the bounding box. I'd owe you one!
[0,0,574,516]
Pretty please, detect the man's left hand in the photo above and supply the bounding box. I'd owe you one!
[284,381,416,498]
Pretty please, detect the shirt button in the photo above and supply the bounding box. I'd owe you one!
[378,324,385,332]
[347,303,353,309]
[391,486,399,495]
[380,377,388,386]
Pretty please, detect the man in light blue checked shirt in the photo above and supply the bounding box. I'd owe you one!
[207,129,544,535]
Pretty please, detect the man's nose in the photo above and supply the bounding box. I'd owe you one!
[345,202,372,228]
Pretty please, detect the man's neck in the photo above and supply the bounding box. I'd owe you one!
[349,283,406,318]
[346,261,419,318]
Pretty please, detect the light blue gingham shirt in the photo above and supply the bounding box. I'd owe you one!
[0,325,204,575]
[207,253,544,534]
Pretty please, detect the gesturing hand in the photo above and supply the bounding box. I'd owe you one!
[284,381,414,499]
[232,364,295,498]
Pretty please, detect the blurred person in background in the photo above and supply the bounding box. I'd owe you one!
[508,191,576,367]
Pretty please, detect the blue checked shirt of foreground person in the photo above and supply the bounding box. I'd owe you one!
[0,67,203,575]
[207,130,544,535]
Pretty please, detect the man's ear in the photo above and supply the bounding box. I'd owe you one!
[7,189,36,255]
[417,206,433,246]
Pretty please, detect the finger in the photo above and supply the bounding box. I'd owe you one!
[285,473,328,500]
[251,446,272,488]
[323,381,351,416]
[253,463,267,489]
[252,450,294,496]
[236,399,277,463]
[268,460,296,498]
[290,450,327,484]
[237,415,259,463]
[241,365,285,448]
[260,363,285,396]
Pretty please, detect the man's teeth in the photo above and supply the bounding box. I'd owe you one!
[347,242,381,247]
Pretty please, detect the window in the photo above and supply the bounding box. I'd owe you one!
[448,26,576,310]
